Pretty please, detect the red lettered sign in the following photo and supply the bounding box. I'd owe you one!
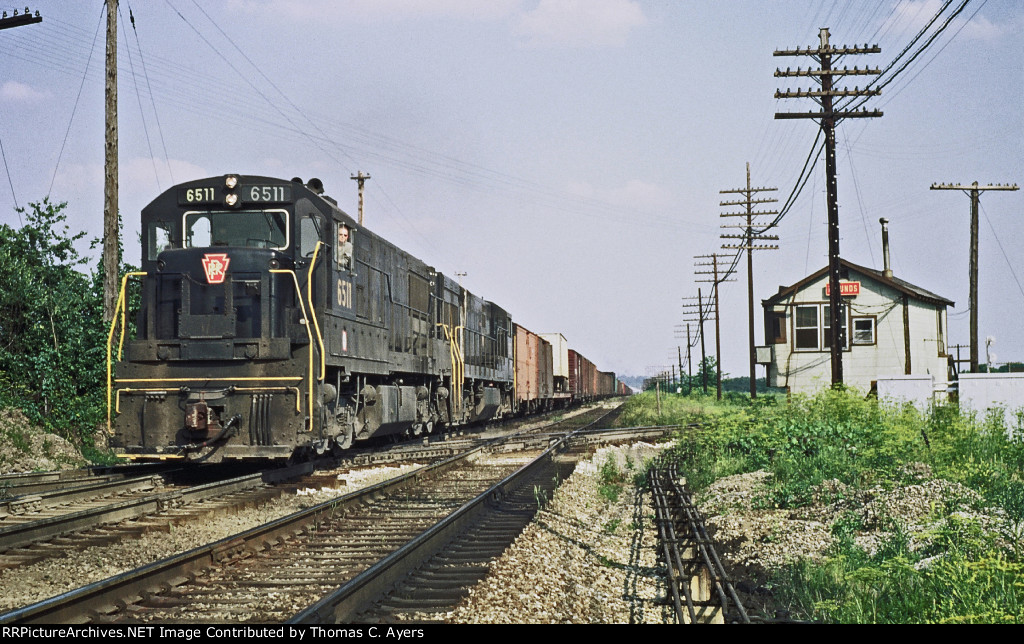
[202,253,230,284]
[825,281,860,296]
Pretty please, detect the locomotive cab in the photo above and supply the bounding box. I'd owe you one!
[110,175,334,461]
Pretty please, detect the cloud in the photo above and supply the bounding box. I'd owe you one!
[226,0,520,22]
[1,81,47,103]
[513,0,646,48]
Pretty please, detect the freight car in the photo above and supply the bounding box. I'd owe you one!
[514,325,553,414]
[107,174,620,462]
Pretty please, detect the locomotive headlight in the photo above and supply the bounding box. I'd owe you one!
[225,175,239,189]
[225,193,239,207]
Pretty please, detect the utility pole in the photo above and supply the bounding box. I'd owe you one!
[681,293,713,395]
[350,171,371,227]
[720,162,778,399]
[775,28,881,388]
[677,346,684,393]
[930,182,1019,372]
[685,325,692,394]
[695,254,736,401]
[103,0,118,324]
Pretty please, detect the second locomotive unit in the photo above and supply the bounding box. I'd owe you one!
[109,174,518,461]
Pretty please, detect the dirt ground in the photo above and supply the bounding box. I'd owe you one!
[0,409,86,475]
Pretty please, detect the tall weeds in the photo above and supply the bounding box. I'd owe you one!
[619,388,1024,623]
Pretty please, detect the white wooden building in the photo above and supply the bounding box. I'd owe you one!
[758,258,954,394]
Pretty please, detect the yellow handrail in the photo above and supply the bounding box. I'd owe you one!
[305,242,326,382]
[271,268,317,432]
[106,271,146,434]
[436,322,465,422]
[107,262,324,435]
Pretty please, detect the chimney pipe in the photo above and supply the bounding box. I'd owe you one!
[880,217,893,279]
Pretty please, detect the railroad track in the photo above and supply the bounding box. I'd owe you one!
[0,465,315,571]
[0,463,175,498]
[0,404,617,576]
[649,455,749,624]
[2,405,673,624]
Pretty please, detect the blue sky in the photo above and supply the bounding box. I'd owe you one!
[1,0,1021,381]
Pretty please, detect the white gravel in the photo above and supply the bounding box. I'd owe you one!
[449,443,674,623]
[0,463,420,612]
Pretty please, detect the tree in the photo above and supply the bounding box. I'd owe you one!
[0,199,107,446]
[685,356,722,396]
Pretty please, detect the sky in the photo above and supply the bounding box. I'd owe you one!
[0,0,1021,382]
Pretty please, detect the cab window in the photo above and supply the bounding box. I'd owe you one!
[299,216,320,257]
[147,221,174,260]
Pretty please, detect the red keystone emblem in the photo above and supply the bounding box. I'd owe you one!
[201,253,230,284]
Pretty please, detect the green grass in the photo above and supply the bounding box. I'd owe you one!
[598,454,625,503]
[618,388,1024,623]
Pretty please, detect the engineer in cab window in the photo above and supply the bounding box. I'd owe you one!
[337,224,353,270]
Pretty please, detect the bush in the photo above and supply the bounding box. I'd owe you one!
[620,387,1024,622]
[0,200,115,458]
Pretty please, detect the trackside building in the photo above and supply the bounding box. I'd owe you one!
[758,258,954,395]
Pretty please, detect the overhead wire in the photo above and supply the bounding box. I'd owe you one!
[0,133,21,222]
[700,0,981,364]
[119,3,161,192]
[47,4,106,199]
[980,201,1024,304]
[126,2,175,185]
[877,0,988,107]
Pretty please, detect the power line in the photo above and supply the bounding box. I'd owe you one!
[126,2,175,185]
[48,5,105,198]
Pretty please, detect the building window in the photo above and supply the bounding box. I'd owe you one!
[766,311,786,344]
[852,317,875,345]
[822,304,848,349]
[794,304,849,351]
[794,305,819,350]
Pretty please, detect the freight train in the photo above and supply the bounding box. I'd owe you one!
[107,174,626,462]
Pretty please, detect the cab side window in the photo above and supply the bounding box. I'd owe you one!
[299,216,319,258]
[336,223,354,270]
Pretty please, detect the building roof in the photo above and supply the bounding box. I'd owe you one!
[762,258,955,308]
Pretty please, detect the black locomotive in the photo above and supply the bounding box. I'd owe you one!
[108,174,523,462]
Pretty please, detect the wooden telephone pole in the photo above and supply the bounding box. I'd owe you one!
[695,254,735,400]
[681,293,713,395]
[775,28,881,387]
[103,0,118,324]
[720,163,778,398]
[351,171,371,227]
[930,182,1019,372]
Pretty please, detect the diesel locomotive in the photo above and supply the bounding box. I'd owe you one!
[107,174,620,462]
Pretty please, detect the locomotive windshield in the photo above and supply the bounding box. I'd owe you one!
[184,209,289,250]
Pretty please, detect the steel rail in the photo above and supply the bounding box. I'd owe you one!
[0,464,312,554]
[1,406,629,623]
[0,475,165,519]
[0,445,488,624]
[649,457,750,624]
[289,409,621,623]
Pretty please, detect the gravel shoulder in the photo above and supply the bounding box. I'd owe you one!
[450,442,674,623]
